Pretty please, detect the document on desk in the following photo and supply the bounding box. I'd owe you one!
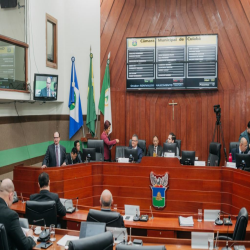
[178,216,194,226]
[57,235,79,246]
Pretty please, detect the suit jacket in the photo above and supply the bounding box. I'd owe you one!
[42,144,66,167]
[147,145,163,157]
[239,130,250,146]
[129,146,143,163]
[101,131,117,161]
[0,198,36,250]
[65,153,78,165]
[231,147,248,162]
[101,208,125,228]
[40,87,53,97]
[30,190,66,217]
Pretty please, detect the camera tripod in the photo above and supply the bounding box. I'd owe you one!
[212,113,227,161]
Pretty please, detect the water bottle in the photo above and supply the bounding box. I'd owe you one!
[129,154,133,163]
[207,159,210,166]
[242,160,246,170]
[228,153,232,162]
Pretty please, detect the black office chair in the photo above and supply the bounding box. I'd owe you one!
[230,142,239,154]
[69,231,113,250]
[25,201,57,227]
[129,139,147,156]
[116,245,166,250]
[115,146,128,159]
[217,207,248,241]
[207,142,221,166]
[175,139,181,156]
[87,140,104,161]
[87,209,124,228]
[0,223,9,250]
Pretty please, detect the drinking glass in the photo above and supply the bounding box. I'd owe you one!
[49,224,56,242]
[208,237,213,250]
[113,204,117,211]
[198,209,202,222]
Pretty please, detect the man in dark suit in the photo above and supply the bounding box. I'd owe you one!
[30,172,66,217]
[42,131,67,168]
[129,134,143,163]
[147,136,163,157]
[74,140,83,163]
[65,147,78,165]
[239,121,250,150]
[40,77,54,97]
[232,137,248,162]
[100,189,124,227]
[0,179,36,250]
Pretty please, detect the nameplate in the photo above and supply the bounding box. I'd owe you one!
[204,209,220,221]
[124,205,140,217]
[191,232,214,249]
[226,162,236,169]
[118,158,129,163]
[194,161,206,166]
[164,152,175,157]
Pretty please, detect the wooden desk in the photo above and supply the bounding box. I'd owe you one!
[12,158,250,239]
[11,200,250,240]
[33,228,250,250]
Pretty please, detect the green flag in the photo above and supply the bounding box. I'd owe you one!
[98,58,112,133]
[86,53,96,136]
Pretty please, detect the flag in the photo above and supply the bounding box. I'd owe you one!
[68,57,83,139]
[86,53,97,136]
[98,57,112,134]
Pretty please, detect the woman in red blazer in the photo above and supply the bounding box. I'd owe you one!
[101,120,119,161]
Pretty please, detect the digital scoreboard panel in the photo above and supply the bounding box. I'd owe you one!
[126,34,218,91]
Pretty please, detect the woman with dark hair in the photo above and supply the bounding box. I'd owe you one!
[101,120,119,161]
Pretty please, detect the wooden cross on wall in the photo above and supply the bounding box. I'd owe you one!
[169,100,178,120]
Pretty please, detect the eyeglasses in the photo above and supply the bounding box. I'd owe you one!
[54,137,59,139]
[131,140,138,142]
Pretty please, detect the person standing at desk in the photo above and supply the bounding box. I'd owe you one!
[101,120,119,161]
[42,131,67,168]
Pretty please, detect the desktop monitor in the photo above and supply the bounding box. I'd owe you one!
[124,148,138,162]
[181,151,195,165]
[34,74,58,101]
[235,154,250,170]
[79,222,106,239]
[82,148,96,161]
[163,143,177,155]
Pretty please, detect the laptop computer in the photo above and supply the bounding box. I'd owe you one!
[79,222,106,238]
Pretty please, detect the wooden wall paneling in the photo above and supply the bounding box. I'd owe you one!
[240,0,250,25]
[186,0,200,34]
[100,0,115,35]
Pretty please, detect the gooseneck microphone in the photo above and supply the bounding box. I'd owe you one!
[221,224,232,250]
[33,218,50,242]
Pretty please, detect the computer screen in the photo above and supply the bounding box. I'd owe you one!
[34,74,58,101]
[163,143,177,155]
[181,151,195,165]
[124,148,138,162]
[235,153,250,169]
[82,148,96,161]
[79,222,106,238]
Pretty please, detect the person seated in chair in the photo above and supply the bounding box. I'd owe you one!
[100,189,124,227]
[30,172,66,217]
[232,137,248,162]
[147,136,163,157]
[167,132,179,156]
[74,140,83,163]
[0,179,36,250]
[239,121,250,150]
[66,147,78,165]
[129,134,143,163]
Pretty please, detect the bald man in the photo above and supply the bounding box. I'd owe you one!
[0,179,36,250]
[232,137,248,162]
[100,189,125,227]
[40,77,53,97]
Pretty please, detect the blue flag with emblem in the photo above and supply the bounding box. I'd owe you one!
[68,57,83,139]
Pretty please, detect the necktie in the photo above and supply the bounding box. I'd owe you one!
[56,146,59,166]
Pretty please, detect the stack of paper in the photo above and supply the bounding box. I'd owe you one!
[178,216,194,226]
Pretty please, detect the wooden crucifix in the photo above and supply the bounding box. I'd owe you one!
[169,100,178,120]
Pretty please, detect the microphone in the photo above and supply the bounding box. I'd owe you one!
[20,193,25,203]
[215,211,223,225]
[133,207,140,221]
[33,218,50,242]
[64,197,78,213]
[215,211,234,225]
[221,224,232,250]
[150,206,154,220]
